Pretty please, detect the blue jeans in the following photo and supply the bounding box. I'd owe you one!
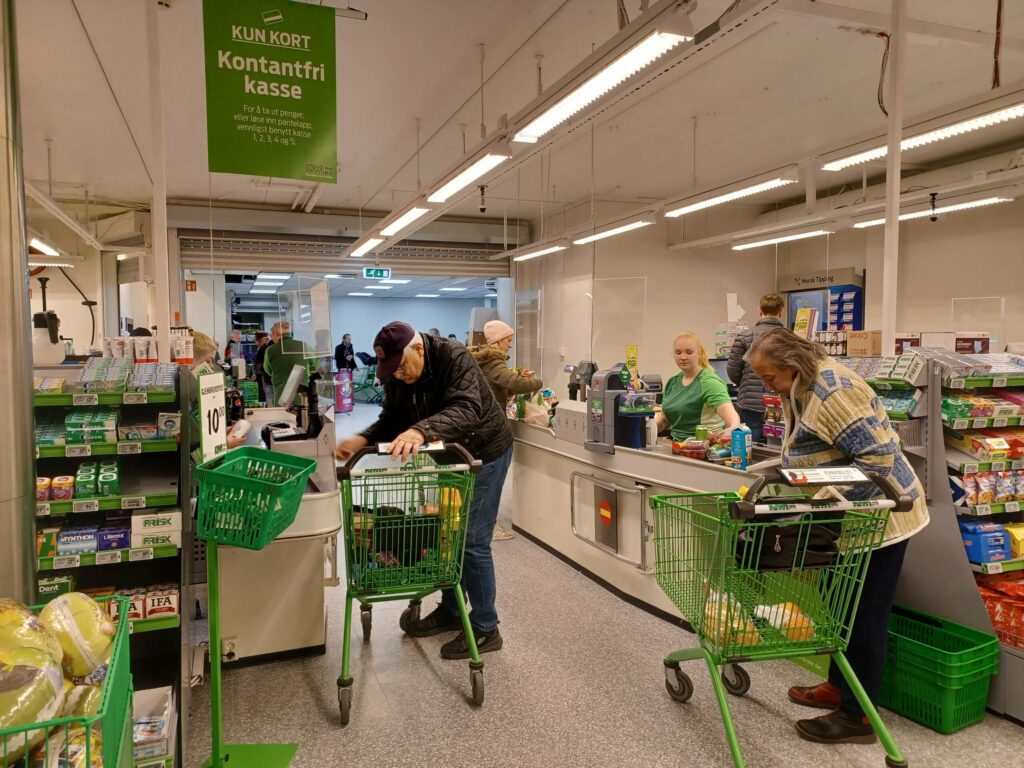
[739,409,764,444]
[440,445,512,632]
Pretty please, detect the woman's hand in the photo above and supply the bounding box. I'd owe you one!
[711,427,736,445]
[335,434,368,461]
[520,369,535,378]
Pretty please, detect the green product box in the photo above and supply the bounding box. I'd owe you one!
[37,574,76,600]
[36,527,60,557]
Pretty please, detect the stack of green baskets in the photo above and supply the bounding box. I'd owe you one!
[879,605,1000,734]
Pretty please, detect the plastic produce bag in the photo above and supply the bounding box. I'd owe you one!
[0,646,66,763]
[39,593,114,679]
[0,599,63,665]
[61,684,104,718]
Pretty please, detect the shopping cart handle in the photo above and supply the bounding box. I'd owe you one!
[728,468,914,519]
[336,441,482,481]
[865,472,915,512]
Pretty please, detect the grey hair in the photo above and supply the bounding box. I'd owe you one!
[747,328,827,392]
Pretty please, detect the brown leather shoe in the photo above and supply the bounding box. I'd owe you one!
[788,681,841,709]
[795,710,877,744]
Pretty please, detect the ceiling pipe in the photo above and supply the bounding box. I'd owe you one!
[303,183,324,212]
[24,180,104,251]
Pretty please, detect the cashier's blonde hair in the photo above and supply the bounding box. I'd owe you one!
[674,332,711,370]
[192,331,217,364]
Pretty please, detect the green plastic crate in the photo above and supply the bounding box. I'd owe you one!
[196,447,316,550]
[0,596,132,767]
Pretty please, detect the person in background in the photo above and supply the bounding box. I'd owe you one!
[727,292,786,443]
[129,326,152,337]
[263,321,312,406]
[447,333,461,345]
[190,331,246,449]
[252,331,271,405]
[224,329,243,361]
[427,327,441,336]
[336,322,512,659]
[335,333,357,372]
[655,331,740,441]
[470,319,543,542]
[748,328,929,745]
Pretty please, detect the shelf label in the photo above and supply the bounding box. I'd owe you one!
[1006,502,1021,513]
[34,446,39,459]
[991,462,1007,472]
[53,555,80,570]
[975,504,992,516]
[972,418,989,429]
[993,378,1008,388]
[963,463,980,475]
[121,496,147,510]
[1014,461,1024,470]
[987,562,1004,574]
[117,442,142,455]
[953,419,969,430]
[66,444,92,457]
[72,499,99,513]
[950,378,966,389]
[72,394,99,406]
[95,550,122,565]
[129,547,154,562]
[875,382,892,391]
[36,502,50,517]
[994,418,1009,428]
[123,392,148,405]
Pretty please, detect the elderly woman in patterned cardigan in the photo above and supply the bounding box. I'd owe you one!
[748,328,930,746]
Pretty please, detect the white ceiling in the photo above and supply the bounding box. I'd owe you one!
[14,0,1024,246]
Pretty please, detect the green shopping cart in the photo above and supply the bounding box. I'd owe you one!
[335,442,483,726]
[652,466,914,768]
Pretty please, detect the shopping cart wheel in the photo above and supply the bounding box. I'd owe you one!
[399,600,421,633]
[721,664,750,696]
[470,668,485,706]
[360,605,372,643]
[664,667,693,703]
[338,685,352,726]
[884,758,908,768]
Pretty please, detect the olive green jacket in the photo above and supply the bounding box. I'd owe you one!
[470,346,543,405]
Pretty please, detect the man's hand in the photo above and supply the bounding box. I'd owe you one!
[389,428,426,463]
[335,434,368,461]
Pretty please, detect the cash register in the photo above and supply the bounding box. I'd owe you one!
[584,364,658,454]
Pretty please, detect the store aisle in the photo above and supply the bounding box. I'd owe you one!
[186,533,1020,768]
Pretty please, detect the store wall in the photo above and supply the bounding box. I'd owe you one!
[329,297,486,353]
[28,257,104,354]
[184,271,228,345]
[118,281,151,334]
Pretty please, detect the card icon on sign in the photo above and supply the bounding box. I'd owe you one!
[262,9,284,25]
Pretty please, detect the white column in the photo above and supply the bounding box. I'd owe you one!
[147,0,171,361]
[881,0,905,354]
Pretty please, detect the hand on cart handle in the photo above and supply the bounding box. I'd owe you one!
[388,428,426,462]
[337,440,483,481]
[731,467,914,519]
[335,434,368,461]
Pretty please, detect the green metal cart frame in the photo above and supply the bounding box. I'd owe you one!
[652,469,914,768]
[336,442,482,725]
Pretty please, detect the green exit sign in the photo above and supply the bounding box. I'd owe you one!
[363,267,391,279]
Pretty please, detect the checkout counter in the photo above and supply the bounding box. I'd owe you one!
[512,362,772,619]
[215,368,342,662]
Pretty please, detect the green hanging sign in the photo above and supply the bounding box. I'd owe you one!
[203,0,337,183]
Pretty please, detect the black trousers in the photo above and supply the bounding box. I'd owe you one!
[828,537,909,717]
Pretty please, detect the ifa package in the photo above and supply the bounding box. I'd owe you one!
[959,520,1012,564]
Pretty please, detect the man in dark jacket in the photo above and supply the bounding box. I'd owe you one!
[727,293,786,443]
[334,333,356,372]
[335,321,513,659]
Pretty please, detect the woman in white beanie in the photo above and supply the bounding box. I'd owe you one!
[472,319,543,541]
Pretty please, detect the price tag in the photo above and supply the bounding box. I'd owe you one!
[953,419,969,430]
[973,419,989,429]
[53,555,80,570]
[95,551,122,565]
[37,502,51,516]
[72,499,99,513]
[991,462,1006,472]
[975,504,992,516]
[117,442,142,455]
[994,418,1009,428]
[964,463,979,475]
[950,378,966,389]
[987,562,1004,574]
[875,382,892,391]
[1013,461,1024,470]
[123,392,148,405]
[993,378,1008,388]
[129,548,154,562]
[34,445,39,459]
[121,496,146,510]
[65,444,92,457]
[1005,502,1021,513]
[72,394,99,406]
[198,371,228,463]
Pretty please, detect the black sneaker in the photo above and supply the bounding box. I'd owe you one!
[404,606,462,637]
[440,627,503,660]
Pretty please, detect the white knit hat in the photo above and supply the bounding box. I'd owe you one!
[483,320,514,344]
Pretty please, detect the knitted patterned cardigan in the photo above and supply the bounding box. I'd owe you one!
[781,358,930,546]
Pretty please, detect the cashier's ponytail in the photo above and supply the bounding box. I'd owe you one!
[674,331,711,370]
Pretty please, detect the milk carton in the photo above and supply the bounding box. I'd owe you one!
[731,425,752,470]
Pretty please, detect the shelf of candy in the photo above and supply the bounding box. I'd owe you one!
[35,575,181,634]
[879,390,926,420]
[838,353,927,389]
[36,515,182,571]
[69,356,133,393]
[951,468,1024,516]
[976,571,1024,650]
[33,376,66,394]
[916,349,1024,388]
[127,363,178,393]
[961,518,1024,574]
[942,392,1022,429]
[761,393,784,441]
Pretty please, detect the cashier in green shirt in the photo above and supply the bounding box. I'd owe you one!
[655,331,741,441]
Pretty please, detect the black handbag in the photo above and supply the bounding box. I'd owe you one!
[735,508,842,571]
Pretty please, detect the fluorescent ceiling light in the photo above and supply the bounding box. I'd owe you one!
[351,237,384,258]
[380,207,431,237]
[116,253,129,261]
[439,287,468,292]
[348,292,373,296]
[486,292,497,297]
[249,288,279,294]
[512,243,567,262]
[415,294,440,298]
[258,273,291,280]
[363,285,392,290]
[29,237,59,256]
[852,197,1013,228]
[253,281,285,288]
[427,152,510,203]
[572,218,653,245]
[324,274,342,279]
[665,178,798,217]
[28,260,75,268]
[732,230,833,251]
[300,312,312,319]
[379,279,410,284]
[512,30,692,144]
[823,103,1024,172]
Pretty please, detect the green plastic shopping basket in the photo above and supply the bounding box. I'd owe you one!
[195,447,316,550]
[1,596,131,768]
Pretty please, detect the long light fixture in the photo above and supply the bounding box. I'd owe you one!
[258,273,291,280]
[823,102,1024,172]
[852,197,1013,228]
[363,285,391,290]
[351,237,384,258]
[427,148,511,203]
[732,229,833,251]
[512,26,693,144]
[348,292,373,297]
[29,237,59,256]
[512,241,569,262]
[415,294,440,298]
[572,217,653,245]
[439,287,468,292]
[253,280,285,288]
[379,279,410,284]
[664,177,798,218]
[249,288,278,294]
[380,207,431,237]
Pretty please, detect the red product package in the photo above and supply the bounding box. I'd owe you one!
[980,428,1024,459]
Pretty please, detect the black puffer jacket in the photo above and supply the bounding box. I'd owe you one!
[360,333,513,463]
[726,316,785,413]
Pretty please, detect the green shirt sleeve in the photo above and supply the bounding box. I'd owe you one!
[700,369,731,408]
